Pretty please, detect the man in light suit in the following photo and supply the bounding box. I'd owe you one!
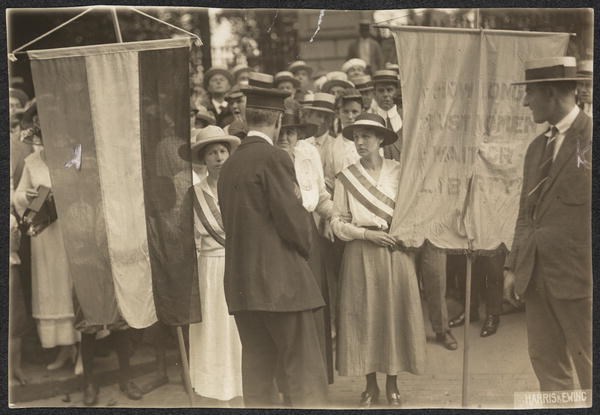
[504,57,592,392]
[218,77,328,407]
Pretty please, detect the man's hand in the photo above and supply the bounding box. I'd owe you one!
[503,269,522,307]
[365,230,396,247]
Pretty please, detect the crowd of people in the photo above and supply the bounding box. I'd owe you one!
[8,25,593,408]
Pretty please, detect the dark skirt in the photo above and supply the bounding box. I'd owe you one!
[10,265,29,339]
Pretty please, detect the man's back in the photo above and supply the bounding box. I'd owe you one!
[218,135,325,313]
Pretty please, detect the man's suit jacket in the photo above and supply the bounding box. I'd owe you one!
[507,110,592,300]
[205,98,234,128]
[347,37,384,73]
[218,135,325,313]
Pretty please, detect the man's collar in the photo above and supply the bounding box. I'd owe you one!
[374,103,398,118]
[553,105,580,135]
[247,130,273,146]
[212,97,227,109]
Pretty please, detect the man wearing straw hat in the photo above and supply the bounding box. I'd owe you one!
[218,74,328,407]
[576,59,592,117]
[504,57,592,392]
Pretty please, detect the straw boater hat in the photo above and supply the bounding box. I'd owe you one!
[281,99,317,139]
[339,87,363,104]
[385,62,400,73]
[322,71,355,93]
[241,72,290,112]
[299,92,315,107]
[512,56,590,85]
[192,105,217,125]
[203,65,234,89]
[184,126,241,163]
[342,113,397,146]
[577,59,592,78]
[341,58,367,74]
[288,60,313,76]
[372,69,399,85]
[302,92,336,114]
[274,71,300,88]
[353,75,374,91]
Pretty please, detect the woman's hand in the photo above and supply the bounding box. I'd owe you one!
[25,189,38,202]
[322,220,335,243]
[364,230,397,247]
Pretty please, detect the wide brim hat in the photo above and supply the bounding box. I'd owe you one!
[342,58,367,73]
[512,56,590,85]
[302,92,336,114]
[180,125,241,163]
[577,59,592,78]
[322,72,354,92]
[281,112,318,139]
[203,66,234,89]
[342,113,397,146]
[354,75,374,91]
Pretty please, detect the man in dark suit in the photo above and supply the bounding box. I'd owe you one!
[504,57,592,392]
[218,79,328,407]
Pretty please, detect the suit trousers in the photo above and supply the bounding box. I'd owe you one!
[415,244,448,334]
[234,310,328,408]
[525,270,592,391]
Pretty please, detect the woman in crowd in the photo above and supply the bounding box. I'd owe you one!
[187,126,243,403]
[276,99,335,391]
[13,105,80,372]
[331,113,425,407]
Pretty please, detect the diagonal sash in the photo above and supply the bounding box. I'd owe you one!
[192,190,226,247]
[337,164,396,225]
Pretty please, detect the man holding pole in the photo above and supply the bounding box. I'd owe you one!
[504,57,592,392]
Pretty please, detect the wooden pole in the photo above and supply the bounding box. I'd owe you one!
[110,7,123,43]
[176,326,194,406]
[462,254,473,407]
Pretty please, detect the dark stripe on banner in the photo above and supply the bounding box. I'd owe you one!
[30,56,120,327]
[348,164,396,209]
[193,193,226,247]
[338,172,393,225]
[138,46,201,325]
[203,190,225,231]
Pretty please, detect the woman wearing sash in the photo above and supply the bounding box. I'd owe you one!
[187,126,243,402]
[332,113,425,407]
[276,100,335,391]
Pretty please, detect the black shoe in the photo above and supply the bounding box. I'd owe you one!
[448,311,479,328]
[480,314,500,337]
[120,380,143,400]
[386,390,401,406]
[83,383,99,407]
[359,389,379,407]
[435,330,458,350]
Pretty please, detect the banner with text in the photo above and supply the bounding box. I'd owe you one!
[390,28,569,251]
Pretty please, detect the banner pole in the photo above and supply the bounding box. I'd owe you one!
[110,7,123,43]
[176,326,194,406]
[462,254,473,407]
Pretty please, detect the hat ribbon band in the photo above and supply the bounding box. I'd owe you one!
[525,65,577,81]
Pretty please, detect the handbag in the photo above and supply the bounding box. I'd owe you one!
[21,185,58,236]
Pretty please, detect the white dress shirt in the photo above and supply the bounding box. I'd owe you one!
[549,105,580,161]
[248,130,273,146]
[211,98,228,115]
[369,100,403,133]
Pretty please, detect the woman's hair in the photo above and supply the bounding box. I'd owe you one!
[197,141,231,163]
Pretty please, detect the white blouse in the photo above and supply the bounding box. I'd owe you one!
[322,133,361,193]
[331,158,401,241]
[293,140,333,220]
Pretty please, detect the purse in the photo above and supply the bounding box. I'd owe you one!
[21,185,58,236]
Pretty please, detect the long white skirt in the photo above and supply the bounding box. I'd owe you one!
[189,254,243,401]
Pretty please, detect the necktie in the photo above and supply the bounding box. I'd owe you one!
[219,105,227,114]
[528,126,558,212]
[385,115,392,130]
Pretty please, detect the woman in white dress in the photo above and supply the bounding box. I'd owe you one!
[276,100,335,390]
[13,115,79,371]
[331,113,426,407]
[187,126,243,402]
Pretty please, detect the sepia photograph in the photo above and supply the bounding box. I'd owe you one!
[5,3,594,410]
